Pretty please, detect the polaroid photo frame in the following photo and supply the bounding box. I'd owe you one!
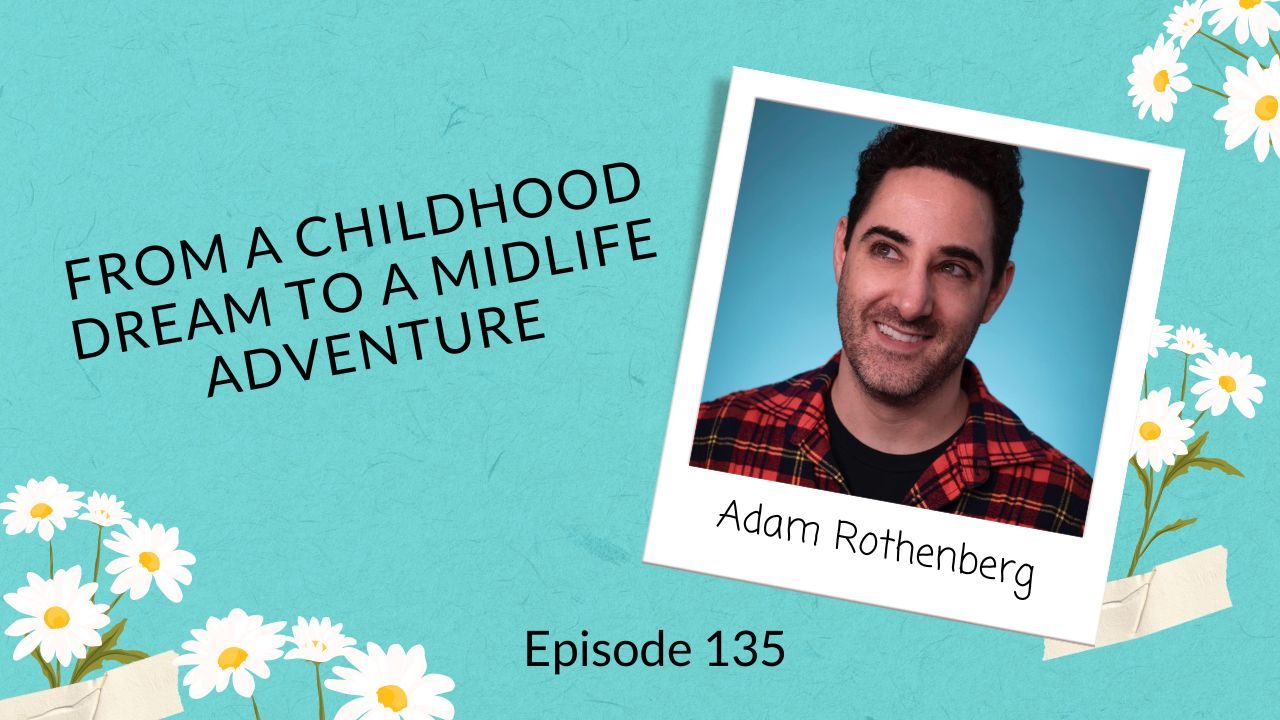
[644,67,1183,644]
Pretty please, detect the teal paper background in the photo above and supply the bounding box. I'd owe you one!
[2,2,1277,717]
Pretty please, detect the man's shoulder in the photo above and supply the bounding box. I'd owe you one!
[696,360,835,426]
[1020,431,1093,487]
[982,395,1092,482]
[949,366,1094,535]
[691,358,836,480]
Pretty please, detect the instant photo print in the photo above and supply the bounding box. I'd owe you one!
[645,68,1184,644]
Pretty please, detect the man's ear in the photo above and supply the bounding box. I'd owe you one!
[833,217,849,285]
[981,261,1015,323]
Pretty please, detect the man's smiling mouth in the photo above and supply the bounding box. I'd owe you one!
[874,321,932,344]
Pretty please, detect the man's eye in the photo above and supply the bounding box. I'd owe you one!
[870,242,900,259]
[939,262,971,279]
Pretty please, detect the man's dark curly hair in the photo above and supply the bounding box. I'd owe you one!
[843,125,1024,288]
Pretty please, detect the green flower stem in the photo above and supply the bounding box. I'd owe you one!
[1127,464,1154,576]
[105,592,125,614]
[313,661,326,720]
[252,695,262,720]
[1143,370,1148,397]
[1197,28,1253,61]
[48,540,54,579]
[56,663,62,686]
[1271,35,1279,61]
[1129,456,1189,576]
[90,526,104,602]
[1193,83,1228,98]
[1179,354,1190,402]
[1189,408,1208,428]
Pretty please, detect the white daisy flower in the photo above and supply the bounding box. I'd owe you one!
[1170,325,1213,355]
[174,609,287,699]
[78,491,131,528]
[1,477,84,541]
[326,643,455,720]
[1132,387,1196,472]
[102,519,195,603]
[1205,0,1280,46]
[3,566,109,666]
[286,616,357,663]
[1190,348,1266,417]
[1149,318,1175,358]
[1128,35,1193,122]
[1212,56,1280,162]
[1166,0,1207,47]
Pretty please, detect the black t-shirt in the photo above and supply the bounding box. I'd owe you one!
[823,389,959,503]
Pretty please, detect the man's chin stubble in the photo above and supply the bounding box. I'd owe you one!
[845,342,961,408]
[849,361,936,407]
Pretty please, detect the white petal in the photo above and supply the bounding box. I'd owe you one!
[232,668,256,697]
[13,633,40,661]
[416,694,456,720]
[1232,392,1257,418]
[155,574,184,603]
[1254,125,1271,161]
[335,697,379,720]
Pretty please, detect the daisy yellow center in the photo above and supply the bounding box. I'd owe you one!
[1255,95,1278,122]
[43,606,70,630]
[1139,421,1162,441]
[377,685,409,712]
[30,503,53,519]
[217,646,249,670]
[311,640,328,651]
[1153,70,1170,93]
[1240,0,1262,9]
[138,551,161,572]
[1219,375,1237,392]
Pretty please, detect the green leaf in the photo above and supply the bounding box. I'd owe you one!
[1185,431,1209,458]
[1130,456,1152,512]
[96,649,148,668]
[70,618,129,684]
[31,648,57,689]
[1185,456,1244,477]
[1141,517,1198,557]
[70,648,149,685]
[1162,431,1210,489]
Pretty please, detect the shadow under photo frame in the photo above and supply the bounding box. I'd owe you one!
[644,68,1184,644]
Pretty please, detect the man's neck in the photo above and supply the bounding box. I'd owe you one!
[828,352,969,454]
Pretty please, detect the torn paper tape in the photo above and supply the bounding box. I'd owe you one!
[1044,545,1231,660]
[0,650,182,720]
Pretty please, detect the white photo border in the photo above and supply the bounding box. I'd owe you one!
[643,67,1183,644]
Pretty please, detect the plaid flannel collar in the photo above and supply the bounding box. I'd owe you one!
[767,352,1045,508]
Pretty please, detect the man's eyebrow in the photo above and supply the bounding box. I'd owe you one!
[939,245,985,272]
[862,224,987,273]
[860,225,911,246]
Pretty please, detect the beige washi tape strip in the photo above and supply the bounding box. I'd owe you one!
[1044,545,1231,660]
[0,650,182,719]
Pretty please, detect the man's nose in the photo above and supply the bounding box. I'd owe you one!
[892,265,934,321]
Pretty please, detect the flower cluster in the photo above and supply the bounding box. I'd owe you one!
[1,479,194,687]
[1129,0,1280,162]
[176,609,454,720]
[1127,320,1264,574]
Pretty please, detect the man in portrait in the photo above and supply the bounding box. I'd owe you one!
[691,125,1092,536]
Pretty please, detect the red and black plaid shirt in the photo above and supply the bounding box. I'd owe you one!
[691,353,1092,536]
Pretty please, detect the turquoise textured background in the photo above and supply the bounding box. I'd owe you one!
[1,2,1277,717]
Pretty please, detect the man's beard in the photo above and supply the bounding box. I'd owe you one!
[836,283,982,408]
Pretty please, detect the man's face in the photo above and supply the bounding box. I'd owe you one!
[833,166,1014,406]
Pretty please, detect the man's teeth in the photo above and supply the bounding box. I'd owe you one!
[876,322,926,344]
